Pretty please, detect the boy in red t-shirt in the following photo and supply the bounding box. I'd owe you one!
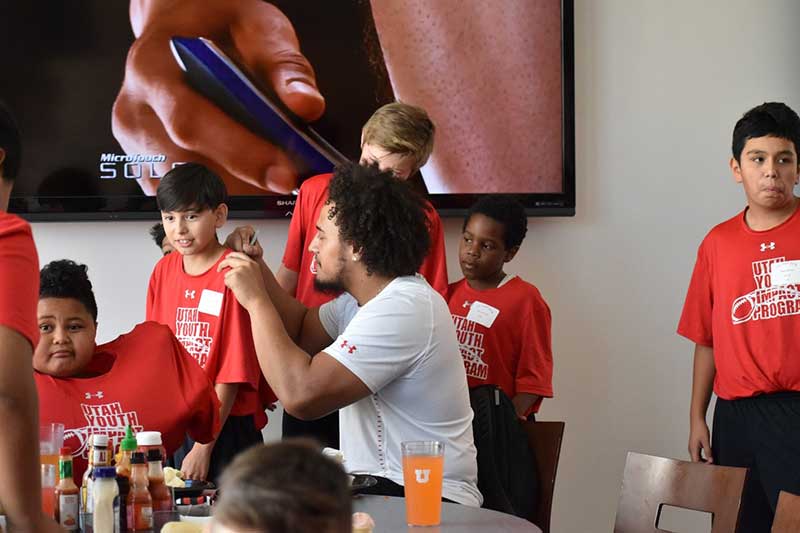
[678,102,800,531]
[275,102,449,446]
[147,163,265,484]
[33,260,220,483]
[447,196,553,419]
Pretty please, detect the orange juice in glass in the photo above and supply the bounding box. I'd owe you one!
[41,464,56,518]
[40,423,65,475]
[401,441,445,526]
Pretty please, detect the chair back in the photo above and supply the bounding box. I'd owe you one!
[772,490,800,533]
[521,420,565,533]
[614,452,747,533]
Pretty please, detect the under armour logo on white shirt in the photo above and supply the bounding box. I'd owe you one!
[185,290,196,299]
[415,469,431,484]
[84,391,104,399]
[760,242,776,252]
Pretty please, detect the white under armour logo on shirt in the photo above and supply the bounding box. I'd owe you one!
[760,242,776,252]
[185,290,196,299]
[462,300,472,309]
[84,391,104,399]
[415,469,431,484]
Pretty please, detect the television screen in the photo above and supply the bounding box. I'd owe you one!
[2,0,574,220]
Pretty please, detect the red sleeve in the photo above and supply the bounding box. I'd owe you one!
[170,328,221,443]
[419,207,449,298]
[0,216,40,348]
[282,184,308,274]
[212,289,261,390]
[515,290,554,413]
[145,267,158,321]
[677,241,714,347]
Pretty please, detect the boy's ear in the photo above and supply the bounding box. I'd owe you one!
[729,156,743,184]
[214,203,229,228]
[504,245,520,263]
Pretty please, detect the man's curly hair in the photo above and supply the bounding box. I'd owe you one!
[327,162,431,278]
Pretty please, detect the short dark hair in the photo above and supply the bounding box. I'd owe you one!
[215,440,351,533]
[0,100,21,182]
[732,102,800,163]
[148,222,166,248]
[40,260,98,322]
[327,162,431,277]
[464,195,528,250]
[156,163,227,212]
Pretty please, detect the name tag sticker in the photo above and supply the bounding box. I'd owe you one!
[466,301,500,328]
[771,261,800,286]
[198,289,224,317]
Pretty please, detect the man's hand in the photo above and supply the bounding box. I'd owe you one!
[224,226,264,259]
[113,0,325,196]
[219,252,269,311]
[688,418,713,463]
[180,442,214,481]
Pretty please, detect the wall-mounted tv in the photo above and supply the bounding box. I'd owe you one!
[3,0,574,221]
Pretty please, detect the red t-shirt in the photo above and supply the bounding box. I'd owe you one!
[0,213,39,348]
[447,276,553,414]
[282,173,449,307]
[35,322,220,483]
[146,249,264,419]
[678,206,800,400]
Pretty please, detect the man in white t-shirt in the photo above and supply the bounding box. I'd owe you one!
[220,162,481,506]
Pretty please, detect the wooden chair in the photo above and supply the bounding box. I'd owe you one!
[614,452,747,533]
[772,490,800,533]
[521,420,565,533]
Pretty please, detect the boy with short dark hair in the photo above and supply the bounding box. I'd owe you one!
[212,440,352,533]
[148,222,173,255]
[447,195,553,419]
[146,162,264,484]
[678,102,800,532]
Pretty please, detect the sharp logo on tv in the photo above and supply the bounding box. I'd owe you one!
[98,153,179,180]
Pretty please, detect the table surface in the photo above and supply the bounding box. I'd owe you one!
[352,495,542,532]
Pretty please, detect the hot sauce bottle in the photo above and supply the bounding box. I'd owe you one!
[55,447,79,531]
[126,452,153,531]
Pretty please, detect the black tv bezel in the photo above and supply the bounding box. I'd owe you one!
[11,0,575,222]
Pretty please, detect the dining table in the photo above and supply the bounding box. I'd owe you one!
[352,495,542,532]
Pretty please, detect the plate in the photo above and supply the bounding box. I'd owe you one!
[173,480,215,499]
[350,474,377,493]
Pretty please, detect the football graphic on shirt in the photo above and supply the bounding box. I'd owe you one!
[731,293,755,324]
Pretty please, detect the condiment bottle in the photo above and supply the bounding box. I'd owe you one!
[81,434,110,530]
[127,452,153,531]
[136,431,166,465]
[55,447,79,531]
[115,425,137,532]
[92,466,120,533]
[146,449,173,512]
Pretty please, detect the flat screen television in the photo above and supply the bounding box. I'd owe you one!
[2,0,574,220]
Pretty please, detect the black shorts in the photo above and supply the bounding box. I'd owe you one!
[282,410,339,449]
[171,414,264,485]
[712,392,800,533]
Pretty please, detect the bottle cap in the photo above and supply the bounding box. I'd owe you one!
[94,466,117,478]
[136,431,162,446]
[59,446,71,456]
[120,425,137,452]
[131,452,146,465]
[146,448,163,462]
[92,434,109,446]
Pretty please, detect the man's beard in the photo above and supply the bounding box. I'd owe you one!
[313,253,347,294]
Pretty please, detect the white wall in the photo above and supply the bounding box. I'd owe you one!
[25,1,800,531]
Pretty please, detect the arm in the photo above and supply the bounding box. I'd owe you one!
[688,344,715,463]
[512,393,540,420]
[220,254,371,420]
[0,327,58,532]
[180,382,238,480]
[275,264,299,297]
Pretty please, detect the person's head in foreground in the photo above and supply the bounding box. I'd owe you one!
[310,162,431,295]
[33,260,98,377]
[149,222,174,255]
[460,195,527,289]
[156,162,228,257]
[359,102,435,180]
[730,102,800,214]
[211,439,352,533]
[0,99,22,210]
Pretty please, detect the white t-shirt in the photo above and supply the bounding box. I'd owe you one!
[319,275,482,506]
